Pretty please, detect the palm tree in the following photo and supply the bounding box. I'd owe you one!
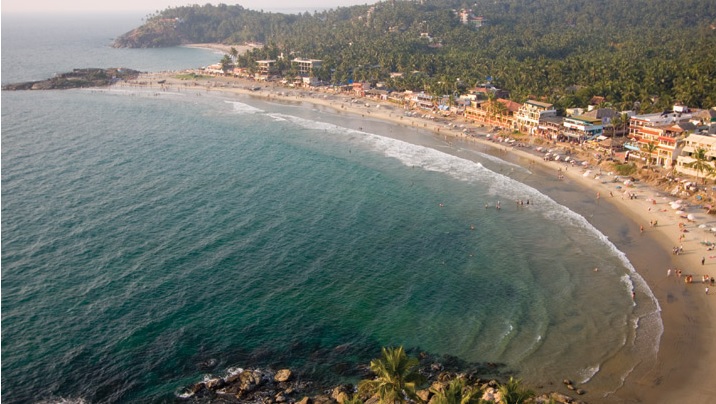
[220,54,233,74]
[684,147,716,184]
[429,377,482,404]
[357,346,425,403]
[641,141,658,166]
[343,394,365,404]
[609,113,623,138]
[492,100,509,128]
[497,377,535,404]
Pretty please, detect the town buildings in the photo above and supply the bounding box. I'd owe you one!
[674,133,716,178]
[515,100,557,135]
[291,58,322,76]
[255,60,277,81]
[625,105,698,166]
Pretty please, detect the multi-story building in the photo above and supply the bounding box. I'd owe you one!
[412,92,434,110]
[626,105,697,166]
[255,60,277,80]
[515,100,557,134]
[291,58,322,76]
[537,116,565,140]
[463,98,520,130]
[674,133,716,179]
[562,115,603,142]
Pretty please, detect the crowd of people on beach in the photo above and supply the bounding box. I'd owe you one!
[668,266,714,294]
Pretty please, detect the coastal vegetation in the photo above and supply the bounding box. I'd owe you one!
[186,346,554,403]
[684,147,716,184]
[357,346,425,403]
[113,0,716,112]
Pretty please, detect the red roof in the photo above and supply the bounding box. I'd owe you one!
[498,98,521,113]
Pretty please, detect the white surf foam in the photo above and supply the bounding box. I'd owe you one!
[225,100,264,114]
[578,364,601,384]
[263,111,664,371]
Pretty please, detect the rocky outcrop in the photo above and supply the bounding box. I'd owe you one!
[2,68,141,91]
[274,369,293,383]
[185,367,316,402]
[182,367,588,404]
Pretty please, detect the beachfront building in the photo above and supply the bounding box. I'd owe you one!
[516,100,557,135]
[203,63,225,76]
[388,90,411,107]
[463,98,520,130]
[255,60,277,81]
[352,82,371,97]
[537,116,565,140]
[626,105,698,166]
[412,92,435,110]
[291,58,322,77]
[562,115,604,143]
[365,89,389,101]
[674,133,716,180]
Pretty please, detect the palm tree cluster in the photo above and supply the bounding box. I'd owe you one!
[116,0,716,112]
[354,347,535,404]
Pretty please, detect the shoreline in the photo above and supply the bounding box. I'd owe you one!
[112,72,716,402]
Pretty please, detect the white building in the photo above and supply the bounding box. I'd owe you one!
[674,133,716,179]
[516,100,557,134]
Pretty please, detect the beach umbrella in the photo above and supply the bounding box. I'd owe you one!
[687,214,695,221]
[583,170,591,177]
[676,210,685,216]
[624,180,632,186]
[699,224,707,229]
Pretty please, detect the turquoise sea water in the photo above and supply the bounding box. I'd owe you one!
[2,13,661,403]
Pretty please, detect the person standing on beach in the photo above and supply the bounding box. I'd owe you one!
[702,256,706,266]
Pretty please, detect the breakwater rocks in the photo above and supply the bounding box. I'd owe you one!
[2,68,141,91]
[182,364,588,403]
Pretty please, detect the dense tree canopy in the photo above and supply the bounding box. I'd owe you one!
[115,0,716,111]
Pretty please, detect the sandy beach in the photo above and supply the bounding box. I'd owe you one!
[182,43,254,55]
[113,72,715,403]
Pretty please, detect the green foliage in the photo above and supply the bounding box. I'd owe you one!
[173,73,209,80]
[641,142,658,165]
[497,377,534,404]
[615,163,638,176]
[220,54,234,72]
[119,0,716,109]
[429,377,483,404]
[357,346,425,403]
[684,147,716,183]
[343,394,365,404]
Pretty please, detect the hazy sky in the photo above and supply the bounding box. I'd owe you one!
[1,0,377,14]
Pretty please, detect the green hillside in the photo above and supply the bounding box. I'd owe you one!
[114,0,716,111]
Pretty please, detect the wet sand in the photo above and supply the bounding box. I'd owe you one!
[112,72,716,403]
